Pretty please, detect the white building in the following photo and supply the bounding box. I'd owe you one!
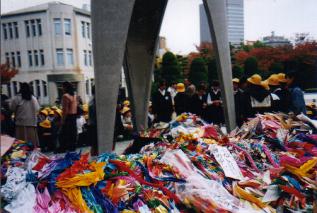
[262,31,292,47]
[200,0,244,46]
[1,2,94,105]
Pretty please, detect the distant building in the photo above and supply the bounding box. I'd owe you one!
[262,31,291,47]
[200,0,244,46]
[1,2,94,105]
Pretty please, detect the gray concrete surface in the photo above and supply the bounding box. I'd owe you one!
[203,0,236,130]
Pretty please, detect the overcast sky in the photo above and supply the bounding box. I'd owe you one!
[2,0,317,54]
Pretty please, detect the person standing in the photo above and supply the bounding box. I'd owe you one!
[10,82,40,147]
[242,74,273,119]
[275,73,292,113]
[206,81,224,124]
[152,80,173,123]
[286,71,307,115]
[174,83,189,115]
[59,82,78,152]
[189,84,207,118]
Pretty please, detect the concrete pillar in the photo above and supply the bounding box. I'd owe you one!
[91,0,136,153]
[77,80,86,103]
[48,82,57,105]
[124,0,168,131]
[203,0,236,130]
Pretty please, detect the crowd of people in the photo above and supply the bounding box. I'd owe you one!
[1,71,314,154]
[151,71,310,126]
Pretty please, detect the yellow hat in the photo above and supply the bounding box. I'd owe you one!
[123,100,130,106]
[51,106,58,111]
[232,78,240,84]
[277,73,288,83]
[39,119,51,129]
[40,109,49,116]
[247,74,262,86]
[261,80,270,90]
[48,110,55,116]
[83,104,89,112]
[267,74,280,86]
[55,109,63,117]
[176,83,185,92]
[121,107,131,114]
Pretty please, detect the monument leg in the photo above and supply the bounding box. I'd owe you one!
[91,0,136,153]
[203,0,236,131]
[124,0,168,131]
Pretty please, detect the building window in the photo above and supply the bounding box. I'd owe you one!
[88,50,92,66]
[56,48,64,65]
[28,50,33,66]
[17,51,21,67]
[54,18,62,35]
[34,50,39,66]
[86,23,90,39]
[40,50,45,65]
[43,81,47,97]
[5,52,10,64]
[7,84,12,98]
[25,21,30,37]
[66,48,74,65]
[64,19,71,35]
[13,22,19,38]
[81,21,85,37]
[8,23,13,39]
[11,52,16,67]
[2,24,8,39]
[13,81,18,95]
[86,80,89,95]
[36,80,41,97]
[31,20,36,36]
[83,50,87,66]
[36,19,42,36]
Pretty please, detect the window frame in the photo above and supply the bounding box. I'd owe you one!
[54,18,62,35]
[31,20,36,37]
[83,50,88,66]
[86,22,90,39]
[17,51,21,67]
[13,22,19,38]
[8,23,13,39]
[64,18,71,36]
[40,49,45,66]
[28,50,33,66]
[66,48,74,65]
[36,19,42,36]
[56,48,64,65]
[11,52,16,67]
[88,50,92,66]
[25,20,30,37]
[2,23,8,39]
[81,21,85,38]
[34,50,39,66]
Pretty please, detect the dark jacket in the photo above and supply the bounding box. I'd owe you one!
[152,89,173,122]
[289,87,306,115]
[206,89,224,124]
[274,88,292,113]
[189,93,207,117]
[174,92,189,115]
[242,84,273,118]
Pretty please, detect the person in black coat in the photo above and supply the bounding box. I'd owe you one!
[189,84,207,118]
[206,80,224,124]
[152,80,173,123]
[275,73,292,113]
[174,83,189,115]
[241,74,273,119]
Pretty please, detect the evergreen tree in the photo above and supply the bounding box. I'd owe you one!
[160,52,182,85]
[189,57,208,87]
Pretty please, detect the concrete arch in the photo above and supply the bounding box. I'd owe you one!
[92,0,235,153]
